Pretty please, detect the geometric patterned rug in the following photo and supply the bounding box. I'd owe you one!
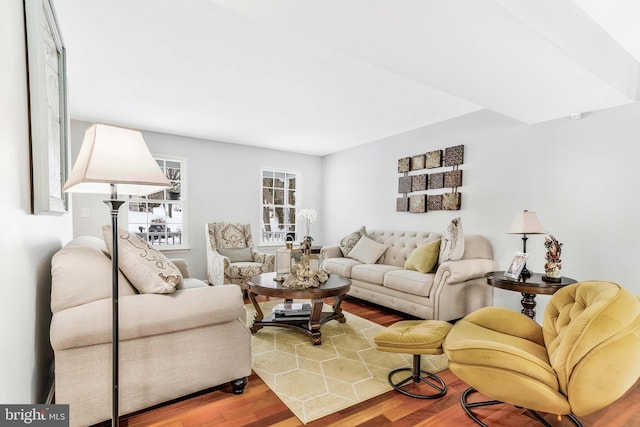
[245,301,448,424]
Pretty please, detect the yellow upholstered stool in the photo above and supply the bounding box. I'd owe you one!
[374,320,452,399]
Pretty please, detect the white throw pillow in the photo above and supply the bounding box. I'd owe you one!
[348,235,387,264]
[439,217,465,263]
[340,226,367,256]
[102,225,182,294]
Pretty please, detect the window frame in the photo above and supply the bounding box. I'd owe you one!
[127,154,188,251]
[260,167,299,247]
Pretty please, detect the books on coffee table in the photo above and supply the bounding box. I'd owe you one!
[272,303,312,318]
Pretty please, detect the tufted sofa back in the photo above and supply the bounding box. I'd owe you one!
[366,230,494,268]
[367,230,439,267]
[543,281,640,416]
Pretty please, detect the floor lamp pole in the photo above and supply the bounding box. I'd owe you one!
[105,184,125,427]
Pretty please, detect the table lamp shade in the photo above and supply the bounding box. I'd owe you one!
[507,210,546,235]
[63,123,170,195]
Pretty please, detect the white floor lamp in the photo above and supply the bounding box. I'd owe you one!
[63,123,170,426]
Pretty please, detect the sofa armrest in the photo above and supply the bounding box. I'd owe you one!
[51,285,245,351]
[321,245,343,259]
[434,258,499,286]
[171,258,191,278]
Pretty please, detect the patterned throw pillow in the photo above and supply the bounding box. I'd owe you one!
[102,226,183,294]
[439,217,465,263]
[340,226,367,256]
[405,239,441,273]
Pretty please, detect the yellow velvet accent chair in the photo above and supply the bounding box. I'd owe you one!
[443,281,640,426]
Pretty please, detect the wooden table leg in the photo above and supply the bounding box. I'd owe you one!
[333,294,347,323]
[249,291,264,333]
[309,298,323,345]
[521,293,536,319]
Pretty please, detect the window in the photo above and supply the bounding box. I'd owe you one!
[128,157,186,248]
[261,169,297,245]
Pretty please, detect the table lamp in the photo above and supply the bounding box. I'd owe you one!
[63,123,171,426]
[507,210,546,278]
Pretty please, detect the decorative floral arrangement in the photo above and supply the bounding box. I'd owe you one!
[298,208,317,244]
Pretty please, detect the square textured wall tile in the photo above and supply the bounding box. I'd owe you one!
[426,150,442,169]
[442,192,462,210]
[411,154,425,171]
[429,172,444,189]
[444,170,463,187]
[412,174,428,191]
[444,145,464,166]
[409,195,426,213]
[398,157,410,173]
[398,176,412,193]
[427,195,442,211]
[396,197,409,212]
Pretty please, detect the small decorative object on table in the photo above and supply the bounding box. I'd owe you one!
[542,234,563,282]
[274,236,302,282]
[282,268,329,289]
[505,252,529,280]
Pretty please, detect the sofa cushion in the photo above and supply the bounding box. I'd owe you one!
[440,217,465,263]
[103,226,183,294]
[322,257,362,277]
[340,226,367,256]
[352,264,401,285]
[348,235,388,264]
[217,247,253,262]
[405,239,441,273]
[384,269,436,297]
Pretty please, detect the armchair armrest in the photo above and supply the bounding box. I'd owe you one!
[253,250,275,272]
[206,244,229,286]
[321,245,343,259]
[434,258,499,286]
[51,285,246,351]
[459,306,545,345]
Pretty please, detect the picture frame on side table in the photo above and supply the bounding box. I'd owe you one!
[25,0,69,215]
[505,252,529,280]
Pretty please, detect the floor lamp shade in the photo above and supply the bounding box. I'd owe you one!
[63,123,170,426]
[63,123,170,195]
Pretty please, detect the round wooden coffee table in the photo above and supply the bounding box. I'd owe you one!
[248,272,351,345]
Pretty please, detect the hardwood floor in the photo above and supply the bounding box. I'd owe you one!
[115,296,640,427]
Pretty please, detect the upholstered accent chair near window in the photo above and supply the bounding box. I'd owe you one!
[205,222,275,289]
[443,281,640,427]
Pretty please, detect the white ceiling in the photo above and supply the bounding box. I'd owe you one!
[52,0,640,156]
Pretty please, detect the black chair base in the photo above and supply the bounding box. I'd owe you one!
[388,354,447,399]
[460,387,583,427]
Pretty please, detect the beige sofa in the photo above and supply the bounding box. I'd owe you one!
[50,236,251,427]
[321,230,498,320]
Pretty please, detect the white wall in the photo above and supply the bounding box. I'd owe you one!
[69,120,323,280]
[0,0,73,403]
[322,104,640,322]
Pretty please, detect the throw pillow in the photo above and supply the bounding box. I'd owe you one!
[340,226,367,256]
[405,239,441,273]
[102,225,183,294]
[217,247,253,262]
[439,217,465,263]
[347,235,388,264]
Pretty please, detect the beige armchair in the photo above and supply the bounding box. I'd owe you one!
[205,222,275,289]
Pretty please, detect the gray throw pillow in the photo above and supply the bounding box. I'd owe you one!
[217,247,254,262]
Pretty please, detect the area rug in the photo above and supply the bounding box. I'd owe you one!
[245,301,448,424]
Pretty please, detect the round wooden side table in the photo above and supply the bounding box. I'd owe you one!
[485,271,577,319]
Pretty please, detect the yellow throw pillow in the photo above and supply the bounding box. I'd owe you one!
[405,240,441,273]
